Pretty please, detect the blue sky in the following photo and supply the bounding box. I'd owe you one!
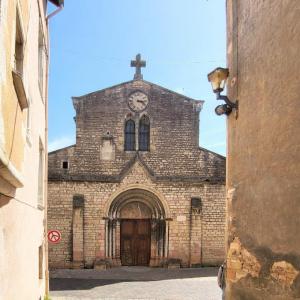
[48,0,226,155]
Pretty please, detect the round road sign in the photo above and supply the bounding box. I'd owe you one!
[48,230,61,243]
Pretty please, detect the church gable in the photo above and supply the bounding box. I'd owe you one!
[72,79,203,115]
[72,53,202,107]
[48,55,225,183]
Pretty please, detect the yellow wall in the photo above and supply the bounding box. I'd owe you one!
[0,0,48,186]
[0,0,27,180]
[0,0,51,299]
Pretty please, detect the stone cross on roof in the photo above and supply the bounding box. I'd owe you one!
[131,54,146,80]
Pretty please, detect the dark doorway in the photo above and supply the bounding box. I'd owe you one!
[121,219,151,266]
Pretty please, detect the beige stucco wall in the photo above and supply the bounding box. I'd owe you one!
[0,0,49,299]
[225,1,300,299]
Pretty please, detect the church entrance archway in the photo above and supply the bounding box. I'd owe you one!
[105,188,169,267]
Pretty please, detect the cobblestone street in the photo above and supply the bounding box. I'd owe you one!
[50,267,221,300]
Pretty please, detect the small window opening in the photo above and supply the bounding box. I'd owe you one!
[62,161,69,169]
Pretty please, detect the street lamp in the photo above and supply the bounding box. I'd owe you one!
[207,67,238,116]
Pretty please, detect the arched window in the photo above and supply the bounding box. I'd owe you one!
[124,119,135,151]
[139,115,150,151]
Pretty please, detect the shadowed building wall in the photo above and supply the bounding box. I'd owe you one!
[0,0,63,299]
[225,1,300,299]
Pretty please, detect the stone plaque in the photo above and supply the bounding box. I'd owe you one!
[176,215,186,222]
[101,138,115,161]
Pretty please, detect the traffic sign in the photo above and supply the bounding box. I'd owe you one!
[48,230,61,243]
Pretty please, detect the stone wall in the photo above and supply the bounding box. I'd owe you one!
[0,0,52,299]
[48,77,226,270]
[49,80,225,181]
[48,163,226,269]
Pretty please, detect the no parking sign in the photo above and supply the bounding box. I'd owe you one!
[48,230,61,243]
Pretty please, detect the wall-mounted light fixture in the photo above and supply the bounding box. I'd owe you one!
[207,67,238,116]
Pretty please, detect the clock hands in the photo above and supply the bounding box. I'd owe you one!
[128,92,149,111]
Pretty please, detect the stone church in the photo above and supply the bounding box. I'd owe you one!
[48,55,226,269]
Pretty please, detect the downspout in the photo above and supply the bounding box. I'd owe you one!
[44,23,50,299]
[44,3,63,297]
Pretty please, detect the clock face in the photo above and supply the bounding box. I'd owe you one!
[128,91,149,112]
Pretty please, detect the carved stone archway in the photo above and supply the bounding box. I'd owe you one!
[105,188,169,266]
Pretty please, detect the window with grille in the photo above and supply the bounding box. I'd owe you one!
[124,119,135,151]
[139,115,150,151]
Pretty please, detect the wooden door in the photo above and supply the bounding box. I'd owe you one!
[121,219,151,266]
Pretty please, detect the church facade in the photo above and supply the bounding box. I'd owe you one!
[48,57,226,269]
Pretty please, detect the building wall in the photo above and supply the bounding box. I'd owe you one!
[225,1,300,299]
[71,80,201,177]
[0,0,49,299]
[47,77,226,270]
[48,161,226,269]
[48,80,224,180]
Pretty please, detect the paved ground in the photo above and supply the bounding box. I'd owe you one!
[50,267,222,300]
